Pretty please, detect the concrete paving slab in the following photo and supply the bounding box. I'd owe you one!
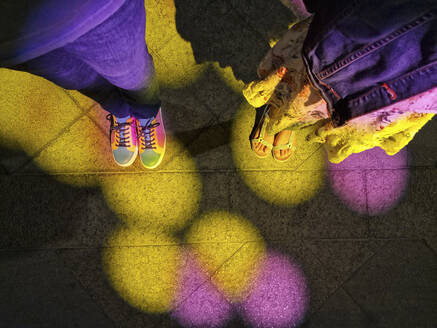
[82,102,108,134]
[161,100,217,136]
[57,248,171,328]
[302,287,371,328]
[407,116,437,167]
[0,163,7,174]
[64,89,99,113]
[229,171,369,241]
[0,174,92,249]
[98,172,202,233]
[180,122,235,170]
[328,169,368,215]
[343,240,437,328]
[197,172,231,213]
[0,69,84,172]
[154,36,207,91]
[145,0,179,53]
[59,188,119,248]
[21,115,111,181]
[425,237,437,255]
[230,0,296,44]
[305,239,389,288]
[365,169,409,216]
[267,239,341,315]
[0,148,31,175]
[0,250,115,328]
[185,63,245,121]
[369,168,437,238]
[173,0,269,83]
[58,245,246,328]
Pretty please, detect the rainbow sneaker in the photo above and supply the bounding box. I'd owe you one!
[106,114,138,167]
[136,108,166,169]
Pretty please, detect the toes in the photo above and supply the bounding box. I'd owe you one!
[273,150,280,159]
[273,148,293,161]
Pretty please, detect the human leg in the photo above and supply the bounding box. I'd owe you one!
[250,108,275,158]
[11,0,163,167]
[250,106,295,161]
[62,0,160,120]
[62,0,165,168]
[22,48,132,119]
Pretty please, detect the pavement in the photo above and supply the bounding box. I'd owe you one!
[0,0,436,327]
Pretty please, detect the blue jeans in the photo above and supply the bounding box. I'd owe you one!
[12,0,159,119]
[302,0,437,126]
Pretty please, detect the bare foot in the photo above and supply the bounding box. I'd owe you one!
[251,118,275,158]
[273,129,295,161]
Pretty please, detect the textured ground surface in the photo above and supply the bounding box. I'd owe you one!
[0,0,436,327]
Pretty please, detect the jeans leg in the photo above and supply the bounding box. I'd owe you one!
[23,48,102,90]
[19,48,132,117]
[63,0,160,119]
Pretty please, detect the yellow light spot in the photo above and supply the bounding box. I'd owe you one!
[99,136,202,231]
[153,35,207,90]
[231,103,325,206]
[103,226,181,313]
[0,69,83,157]
[145,0,179,52]
[186,211,266,302]
[210,62,245,94]
[31,114,107,187]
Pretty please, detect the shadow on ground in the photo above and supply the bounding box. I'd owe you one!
[174,0,294,83]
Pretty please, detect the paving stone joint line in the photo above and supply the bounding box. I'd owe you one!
[56,250,119,328]
[11,111,89,175]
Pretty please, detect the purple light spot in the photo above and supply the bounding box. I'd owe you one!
[239,252,309,328]
[172,250,232,328]
[329,147,408,215]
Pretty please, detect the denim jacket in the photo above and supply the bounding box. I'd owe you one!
[302,0,437,126]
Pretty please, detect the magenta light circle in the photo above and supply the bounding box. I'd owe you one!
[239,252,309,328]
[328,147,409,215]
[172,250,232,328]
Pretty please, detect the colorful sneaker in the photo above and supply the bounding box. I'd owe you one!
[136,108,166,169]
[106,114,138,167]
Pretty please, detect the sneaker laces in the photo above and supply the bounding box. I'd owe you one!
[138,119,160,151]
[106,114,133,147]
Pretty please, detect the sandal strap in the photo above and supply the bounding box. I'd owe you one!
[251,110,273,149]
[251,136,274,148]
[272,131,296,151]
[272,143,296,151]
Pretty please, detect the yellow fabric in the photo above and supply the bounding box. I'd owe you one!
[243,70,283,108]
[308,113,435,163]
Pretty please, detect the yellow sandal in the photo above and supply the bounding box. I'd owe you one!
[272,129,296,162]
[250,111,274,158]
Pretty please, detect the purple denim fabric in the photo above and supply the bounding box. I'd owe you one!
[302,0,437,127]
[0,0,126,66]
[4,0,159,119]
